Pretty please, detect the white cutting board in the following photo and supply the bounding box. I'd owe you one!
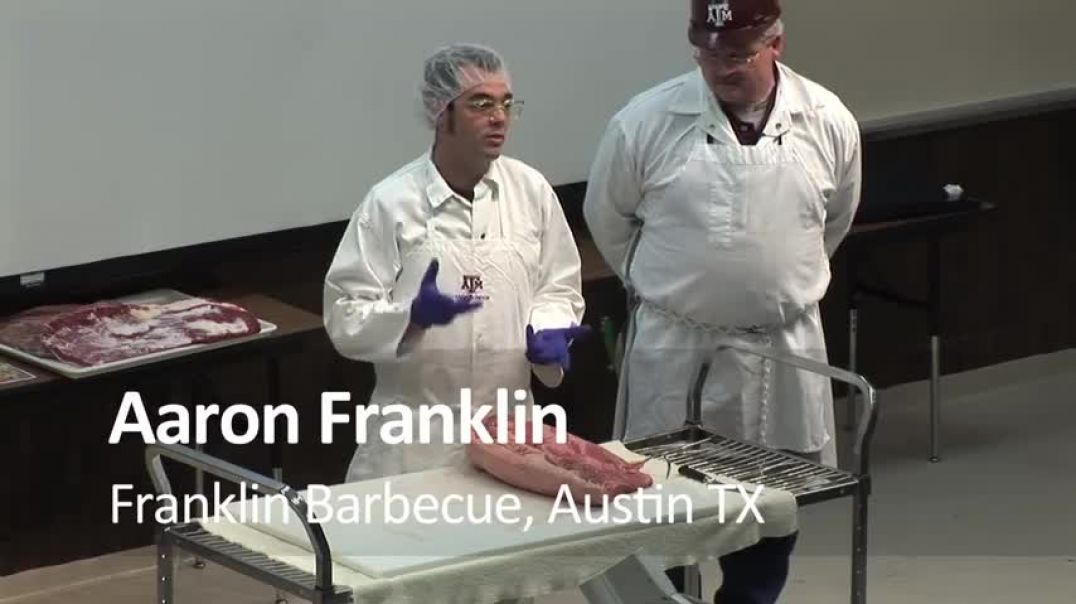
[224,445,745,579]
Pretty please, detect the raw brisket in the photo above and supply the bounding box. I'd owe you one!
[40,298,261,367]
[467,416,653,501]
[0,304,82,358]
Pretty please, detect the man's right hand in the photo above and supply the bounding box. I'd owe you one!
[409,259,483,328]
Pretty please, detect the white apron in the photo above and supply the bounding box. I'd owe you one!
[346,209,541,483]
[616,114,837,465]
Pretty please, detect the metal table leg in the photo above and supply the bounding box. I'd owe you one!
[683,564,702,600]
[267,355,287,604]
[192,441,207,570]
[268,355,283,480]
[851,483,869,604]
[846,307,859,431]
[928,238,942,463]
[176,377,207,570]
[158,533,176,604]
[929,335,941,463]
[580,554,705,604]
[845,247,860,432]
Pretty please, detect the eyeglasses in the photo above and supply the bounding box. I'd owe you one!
[696,37,776,66]
[464,97,524,118]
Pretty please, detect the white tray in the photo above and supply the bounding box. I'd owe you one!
[0,289,277,379]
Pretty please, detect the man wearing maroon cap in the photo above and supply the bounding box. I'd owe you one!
[585,0,862,601]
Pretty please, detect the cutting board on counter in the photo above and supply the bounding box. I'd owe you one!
[225,444,756,579]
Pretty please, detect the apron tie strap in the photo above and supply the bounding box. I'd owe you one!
[636,296,777,444]
[636,296,782,337]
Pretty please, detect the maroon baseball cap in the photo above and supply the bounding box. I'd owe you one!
[689,0,782,49]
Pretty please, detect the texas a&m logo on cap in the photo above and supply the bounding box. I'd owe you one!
[690,0,781,49]
[708,1,733,27]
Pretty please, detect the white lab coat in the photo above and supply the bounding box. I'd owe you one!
[584,64,861,462]
[324,152,584,482]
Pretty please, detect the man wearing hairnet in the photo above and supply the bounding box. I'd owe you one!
[584,0,861,602]
[324,44,586,485]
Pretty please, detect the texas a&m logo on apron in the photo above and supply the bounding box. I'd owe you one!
[461,274,490,301]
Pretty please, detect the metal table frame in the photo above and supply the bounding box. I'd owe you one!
[620,342,879,604]
[843,199,995,462]
[146,444,354,604]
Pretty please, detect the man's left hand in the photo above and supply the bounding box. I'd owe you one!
[525,324,592,370]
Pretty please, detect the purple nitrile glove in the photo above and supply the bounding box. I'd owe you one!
[525,324,592,370]
[409,259,483,328]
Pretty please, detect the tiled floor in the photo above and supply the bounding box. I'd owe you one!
[3,349,1075,603]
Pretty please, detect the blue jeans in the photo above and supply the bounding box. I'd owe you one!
[666,532,798,604]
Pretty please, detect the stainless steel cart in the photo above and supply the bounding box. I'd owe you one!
[621,341,879,604]
[145,342,876,604]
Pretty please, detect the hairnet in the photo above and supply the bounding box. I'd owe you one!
[421,43,510,127]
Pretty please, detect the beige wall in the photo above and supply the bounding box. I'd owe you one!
[781,0,1076,130]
